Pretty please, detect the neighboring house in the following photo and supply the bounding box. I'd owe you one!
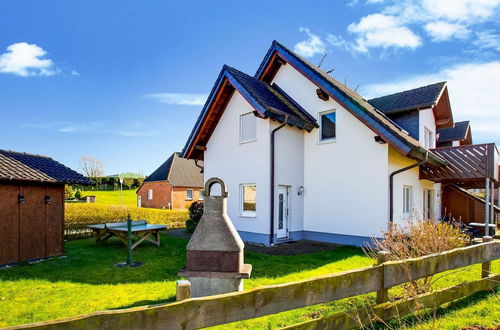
[181,41,499,246]
[137,152,203,209]
[0,150,91,265]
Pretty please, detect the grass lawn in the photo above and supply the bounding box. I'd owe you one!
[79,190,138,207]
[0,235,498,329]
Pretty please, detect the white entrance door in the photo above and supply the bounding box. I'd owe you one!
[276,186,290,239]
[137,196,142,208]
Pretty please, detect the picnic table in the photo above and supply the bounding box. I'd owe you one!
[88,220,167,250]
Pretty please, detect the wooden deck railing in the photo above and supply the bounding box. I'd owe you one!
[9,241,500,330]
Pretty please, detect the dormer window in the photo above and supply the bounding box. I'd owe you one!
[424,127,434,149]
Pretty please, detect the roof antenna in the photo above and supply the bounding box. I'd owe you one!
[354,84,360,92]
[326,68,335,74]
[344,74,348,87]
[317,51,327,68]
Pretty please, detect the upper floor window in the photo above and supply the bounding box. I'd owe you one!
[240,112,256,143]
[423,127,434,149]
[319,110,336,143]
[147,189,153,200]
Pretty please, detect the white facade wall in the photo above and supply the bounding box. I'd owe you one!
[419,108,436,148]
[271,63,389,239]
[203,92,271,236]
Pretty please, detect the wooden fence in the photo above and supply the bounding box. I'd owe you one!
[10,241,500,330]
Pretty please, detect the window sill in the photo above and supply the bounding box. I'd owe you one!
[317,138,336,145]
[186,198,193,201]
[239,139,257,145]
[239,213,257,218]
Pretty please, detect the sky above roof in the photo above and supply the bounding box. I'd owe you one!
[1,0,499,175]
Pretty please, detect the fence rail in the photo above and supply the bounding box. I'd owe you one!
[10,241,500,330]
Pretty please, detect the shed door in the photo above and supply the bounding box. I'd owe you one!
[46,186,64,257]
[20,186,46,261]
[0,184,20,264]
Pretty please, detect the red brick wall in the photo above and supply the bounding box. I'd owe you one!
[137,181,172,209]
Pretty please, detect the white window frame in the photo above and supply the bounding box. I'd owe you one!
[186,189,193,200]
[423,127,434,149]
[198,190,204,201]
[403,185,413,217]
[240,183,257,217]
[318,109,337,144]
[147,189,153,200]
[239,112,257,144]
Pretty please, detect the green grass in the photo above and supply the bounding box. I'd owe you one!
[79,190,138,207]
[0,236,498,329]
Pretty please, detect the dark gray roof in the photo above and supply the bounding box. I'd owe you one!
[225,66,317,129]
[437,121,470,143]
[145,152,203,187]
[0,150,91,184]
[368,82,446,114]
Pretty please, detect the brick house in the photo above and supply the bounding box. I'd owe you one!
[137,152,203,209]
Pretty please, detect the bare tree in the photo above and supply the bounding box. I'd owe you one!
[79,156,105,181]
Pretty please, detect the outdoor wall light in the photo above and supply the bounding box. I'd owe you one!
[298,186,304,195]
[45,195,52,204]
[18,195,25,204]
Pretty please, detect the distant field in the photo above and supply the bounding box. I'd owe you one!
[79,190,138,207]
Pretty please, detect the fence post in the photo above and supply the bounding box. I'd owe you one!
[376,250,390,304]
[481,236,493,278]
[176,280,191,301]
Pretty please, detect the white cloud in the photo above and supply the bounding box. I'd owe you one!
[146,93,208,106]
[361,61,500,141]
[347,14,422,52]
[474,30,500,51]
[424,21,471,41]
[294,27,326,58]
[71,70,80,76]
[420,0,500,22]
[0,42,58,77]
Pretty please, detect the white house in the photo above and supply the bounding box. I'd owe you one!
[181,41,499,246]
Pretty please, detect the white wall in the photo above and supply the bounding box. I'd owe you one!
[388,147,441,224]
[271,63,389,239]
[203,92,271,235]
[419,108,436,148]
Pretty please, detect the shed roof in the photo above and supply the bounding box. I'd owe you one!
[437,121,470,143]
[145,152,203,187]
[0,150,91,184]
[367,82,446,114]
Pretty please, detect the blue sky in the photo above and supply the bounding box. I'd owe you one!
[1,0,499,175]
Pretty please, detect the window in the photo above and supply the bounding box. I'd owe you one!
[186,189,193,200]
[424,127,434,149]
[147,189,153,200]
[240,112,256,143]
[240,184,256,216]
[403,186,413,216]
[319,110,336,142]
[198,190,204,201]
[423,189,435,219]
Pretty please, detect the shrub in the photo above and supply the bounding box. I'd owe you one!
[74,189,82,200]
[65,204,188,240]
[64,185,75,200]
[185,201,204,233]
[365,219,469,296]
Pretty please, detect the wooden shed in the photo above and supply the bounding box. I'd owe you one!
[0,150,91,265]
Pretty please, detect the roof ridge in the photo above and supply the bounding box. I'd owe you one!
[0,149,53,159]
[368,81,447,102]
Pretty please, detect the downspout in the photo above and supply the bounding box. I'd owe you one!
[270,115,289,246]
[389,151,428,226]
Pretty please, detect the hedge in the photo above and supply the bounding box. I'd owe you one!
[65,204,188,240]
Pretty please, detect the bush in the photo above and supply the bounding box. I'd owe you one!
[65,204,188,240]
[74,189,82,200]
[366,219,469,296]
[65,185,75,200]
[185,201,204,233]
